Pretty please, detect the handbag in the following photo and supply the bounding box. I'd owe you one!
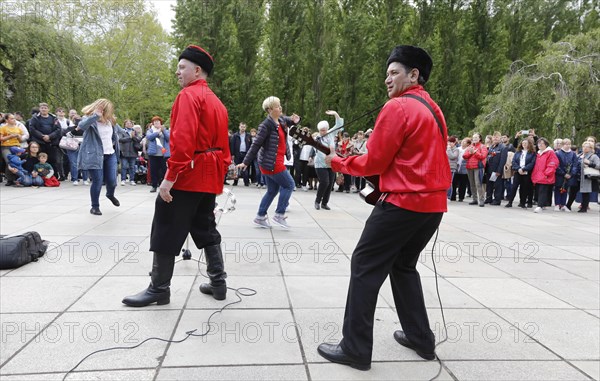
[583,166,600,179]
[43,176,60,187]
[59,134,79,151]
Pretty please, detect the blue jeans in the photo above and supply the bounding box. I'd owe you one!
[121,157,136,181]
[66,149,83,181]
[258,169,295,216]
[447,171,455,198]
[88,153,117,208]
[21,173,44,186]
[253,159,264,185]
[15,170,27,184]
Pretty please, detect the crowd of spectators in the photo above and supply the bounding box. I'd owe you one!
[447,130,600,213]
[2,104,598,214]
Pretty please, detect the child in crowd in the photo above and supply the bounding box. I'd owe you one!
[33,152,54,179]
[34,152,59,187]
[7,146,27,186]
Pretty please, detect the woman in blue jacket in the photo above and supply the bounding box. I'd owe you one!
[554,138,578,211]
[146,116,170,192]
[77,99,120,215]
[505,137,536,208]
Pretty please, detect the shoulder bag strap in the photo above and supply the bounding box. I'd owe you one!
[400,94,444,139]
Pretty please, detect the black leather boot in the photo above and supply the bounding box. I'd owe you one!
[199,244,227,300]
[122,252,174,307]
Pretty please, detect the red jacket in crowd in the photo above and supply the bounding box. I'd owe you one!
[164,79,231,193]
[462,142,487,170]
[331,85,451,213]
[531,147,559,185]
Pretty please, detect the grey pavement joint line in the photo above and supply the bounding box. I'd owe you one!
[153,256,204,381]
[267,204,313,381]
[0,241,135,371]
[443,277,597,381]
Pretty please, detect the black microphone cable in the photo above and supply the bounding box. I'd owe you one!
[429,227,449,381]
[61,256,256,381]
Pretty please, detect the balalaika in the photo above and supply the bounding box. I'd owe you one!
[289,126,381,205]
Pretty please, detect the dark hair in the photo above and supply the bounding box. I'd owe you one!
[398,62,426,85]
[518,137,535,153]
[537,137,550,148]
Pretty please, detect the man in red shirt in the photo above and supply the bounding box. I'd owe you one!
[318,45,451,370]
[123,45,231,306]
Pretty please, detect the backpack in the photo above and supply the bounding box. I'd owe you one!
[0,232,49,269]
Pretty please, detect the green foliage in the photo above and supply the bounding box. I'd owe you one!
[0,16,88,113]
[475,28,600,143]
[2,0,597,138]
[0,0,174,126]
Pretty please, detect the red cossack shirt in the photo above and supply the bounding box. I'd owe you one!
[331,85,451,213]
[165,79,231,193]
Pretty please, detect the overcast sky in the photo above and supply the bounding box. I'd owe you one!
[148,0,177,34]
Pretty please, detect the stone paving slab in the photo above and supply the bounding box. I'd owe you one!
[493,309,600,360]
[157,365,308,381]
[0,310,181,374]
[444,361,591,380]
[0,369,156,381]
[1,184,598,380]
[308,362,453,380]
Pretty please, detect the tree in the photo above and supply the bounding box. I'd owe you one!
[0,0,175,126]
[475,28,600,143]
[0,16,88,113]
[80,12,176,124]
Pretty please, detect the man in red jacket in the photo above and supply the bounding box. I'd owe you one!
[318,45,451,370]
[123,45,231,307]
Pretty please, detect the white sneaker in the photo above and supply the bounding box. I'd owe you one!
[534,207,543,213]
[121,180,126,186]
[253,215,271,228]
[271,213,290,229]
[563,207,571,213]
[554,206,561,212]
[302,186,308,192]
[83,180,90,185]
[72,180,79,186]
[130,181,136,186]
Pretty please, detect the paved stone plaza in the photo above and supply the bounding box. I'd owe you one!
[0,183,598,380]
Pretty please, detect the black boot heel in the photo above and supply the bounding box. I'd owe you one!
[201,244,228,300]
[199,283,227,300]
[122,252,174,307]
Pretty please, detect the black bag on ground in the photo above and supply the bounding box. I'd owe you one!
[0,232,49,269]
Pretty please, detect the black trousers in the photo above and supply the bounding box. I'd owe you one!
[150,190,221,256]
[339,201,443,364]
[296,160,309,186]
[536,183,553,207]
[485,173,504,202]
[509,173,533,205]
[315,168,335,205]
[566,184,580,210]
[149,155,166,188]
[451,173,469,200]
